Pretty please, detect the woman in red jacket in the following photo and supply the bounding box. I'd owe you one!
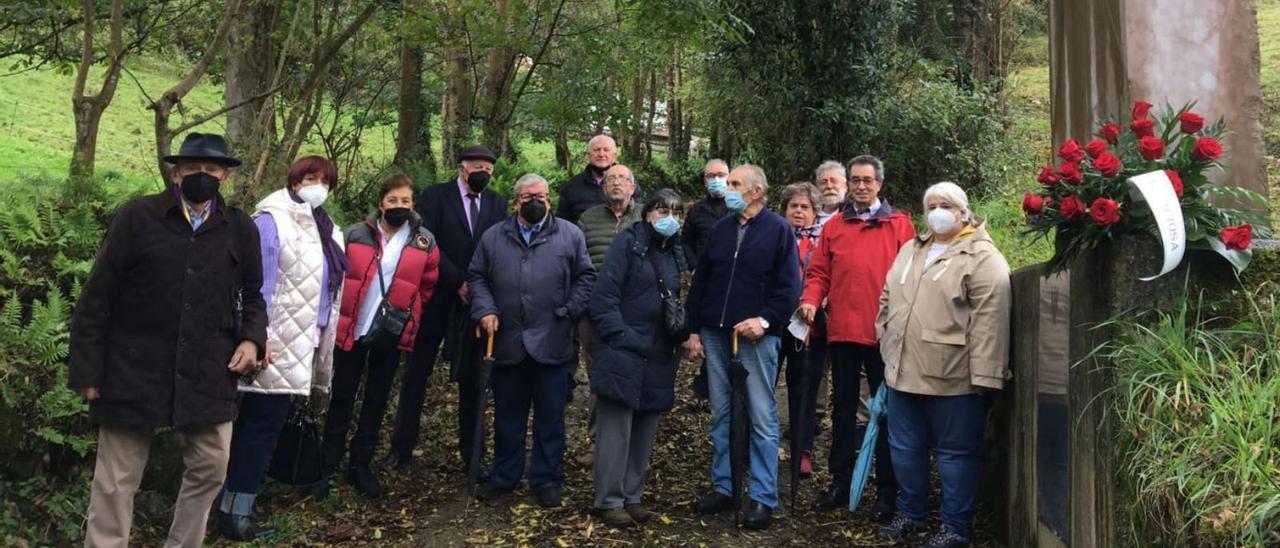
[316,174,440,500]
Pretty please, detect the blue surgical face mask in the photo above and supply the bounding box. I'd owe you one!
[706,177,727,197]
[652,215,680,237]
[724,190,747,214]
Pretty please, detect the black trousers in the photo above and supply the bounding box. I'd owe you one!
[321,341,401,471]
[390,298,449,459]
[779,333,827,454]
[827,342,897,502]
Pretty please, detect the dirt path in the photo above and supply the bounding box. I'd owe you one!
[187,357,1001,547]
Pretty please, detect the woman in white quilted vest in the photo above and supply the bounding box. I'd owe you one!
[217,155,349,542]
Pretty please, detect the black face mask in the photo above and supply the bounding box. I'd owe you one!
[384,207,412,227]
[179,171,220,203]
[466,171,491,193]
[519,198,547,225]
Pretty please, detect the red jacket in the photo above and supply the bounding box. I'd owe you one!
[336,213,440,352]
[801,201,916,345]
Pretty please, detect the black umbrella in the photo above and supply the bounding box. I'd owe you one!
[789,334,812,514]
[464,328,495,504]
[729,331,751,527]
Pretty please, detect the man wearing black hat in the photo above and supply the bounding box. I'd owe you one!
[386,145,507,474]
[68,132,268,546]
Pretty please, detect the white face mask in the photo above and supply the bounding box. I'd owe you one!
[297,185,329,208]
[927,207,959,235]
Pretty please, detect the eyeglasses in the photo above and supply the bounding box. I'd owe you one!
[604,175,633,184]
[848,177,878,187]
[518,193,549,202]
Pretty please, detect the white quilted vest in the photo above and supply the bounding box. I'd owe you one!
[241,188,342,395]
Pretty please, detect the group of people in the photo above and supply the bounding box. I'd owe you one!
[67,130,1010,548]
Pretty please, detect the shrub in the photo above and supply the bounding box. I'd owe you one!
[1098,293,1280,546]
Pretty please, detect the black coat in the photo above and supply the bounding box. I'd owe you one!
[589,222,685,411]
[556,167,606,225]
[68,191,268,430]
[415,179,507,325]
[682,195,729,272]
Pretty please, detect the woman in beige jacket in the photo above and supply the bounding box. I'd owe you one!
[873,182,1011,548]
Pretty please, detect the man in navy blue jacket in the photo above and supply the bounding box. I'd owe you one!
[683,163,801,530]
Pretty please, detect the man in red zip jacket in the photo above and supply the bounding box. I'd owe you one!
[798,155,915,520]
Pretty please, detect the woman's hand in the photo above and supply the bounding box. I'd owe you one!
[682,334,704,359]
[797,303,817,325]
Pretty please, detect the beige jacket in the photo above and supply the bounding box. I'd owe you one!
[877,221,1012,396]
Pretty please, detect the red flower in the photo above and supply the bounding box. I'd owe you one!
[1023,193,1048,215]
[1130,118,1156,138]
[1099,122,1122,144]
[1138,136,1165,160]
[1085,139,1109,159]
[1164,169,1184,198]
[1038,165,1061,187]
[1059,161,1083,184]
[1132,100,1153,120]
[1058,139,1085,163]
[1089,197,1121,225]
[1059,195,1086,221]
[1192,137,1223,161]
[1219,224,1253,251]
[1178,112,1204,134]
[1093,152,1122,177]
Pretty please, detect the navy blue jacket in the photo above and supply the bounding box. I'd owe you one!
[468,215,596,366]
[589,222,687,411]
[685,208,800,337]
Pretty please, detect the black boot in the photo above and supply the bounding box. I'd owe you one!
[216,511,274,542]
[811,485,850,512]
[694,492,734,514]
[347,465,383,499]
[742,502,773,530]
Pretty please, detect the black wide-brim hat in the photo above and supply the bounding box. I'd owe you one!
[162,132,242,167]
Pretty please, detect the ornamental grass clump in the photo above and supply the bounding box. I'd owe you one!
[1098,294,1280,546]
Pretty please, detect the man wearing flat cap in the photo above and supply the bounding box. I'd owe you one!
[68,132,268,547]
[387,145,507,475]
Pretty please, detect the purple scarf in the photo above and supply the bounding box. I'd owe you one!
[288,189,350,294]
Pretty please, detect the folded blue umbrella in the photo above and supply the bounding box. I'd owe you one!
[849,383,889,512]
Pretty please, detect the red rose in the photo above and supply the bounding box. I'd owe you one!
[1023,193,1047,215]
[1192,137,1223,161]
[1132,100,1153,120]
[1138,136,1165,160]
[1085,139,1109,159]
[1099,122,1122,144]
[1059,161,1083,184]
[1164,169,1184,198]
[1059,195,1086,221]
[1093,151,1122,177]
[1219,224,1253,251]
[1130,118,1156,138]
[1089,197,1121,225]
[1058,139,1085,163]
[1038,164,1060,187]
[1178,112,1204,134]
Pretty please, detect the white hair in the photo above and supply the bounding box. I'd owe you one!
[704,158,728,173]
[734,164,768,193]
[588,134,616,150]
[514,173,549,195]
[922,181,971,217]
[814,160,846,182]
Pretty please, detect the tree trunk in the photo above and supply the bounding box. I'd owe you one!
[70,100,105,182]
[224,0,280,159]
[666,55,683,164]
[395,1,434,174]
[644,68,657,165]
[554,125,571,172]
[439,0,472,164]
[625,73,644,160]
[68,0,125,189]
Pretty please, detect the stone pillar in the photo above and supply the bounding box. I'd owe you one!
[1049,0,1267,195]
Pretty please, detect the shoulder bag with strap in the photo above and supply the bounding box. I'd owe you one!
[645,245,685,338]
[361,242,413,349]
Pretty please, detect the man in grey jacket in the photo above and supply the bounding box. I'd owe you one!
[468,173,597,508]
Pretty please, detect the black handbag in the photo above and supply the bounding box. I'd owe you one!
[267,400,323,485]
[360,250,412,348]
[646,246,686,337]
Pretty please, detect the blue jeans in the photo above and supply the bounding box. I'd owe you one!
[887,388,992,538]
[702,328,781,509]
[490,358,572,491]
[221,393,291,516]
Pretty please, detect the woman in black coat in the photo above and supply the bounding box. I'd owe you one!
[589,189,688,528]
